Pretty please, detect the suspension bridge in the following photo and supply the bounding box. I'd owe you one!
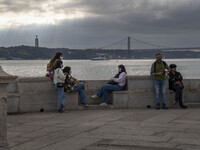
[95,37,200,59]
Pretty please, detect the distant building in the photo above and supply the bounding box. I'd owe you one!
[35,35,39,47]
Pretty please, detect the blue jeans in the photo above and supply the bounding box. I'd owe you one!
[154,80,166,105]
[72,82,87,104]
[97,84,123,103]
[55,84,66,110]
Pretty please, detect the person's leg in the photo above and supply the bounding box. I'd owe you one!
[101,84,122,103]
[161,80,166,105]
[72,82,87,104]
[72,82,84,92]
[97,84,110,97]
[154,80,160,105]
[55,85,63,110]
[173,85,181,104]
[60,87,65,106]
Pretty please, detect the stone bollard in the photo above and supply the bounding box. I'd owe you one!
[0,66,17,148]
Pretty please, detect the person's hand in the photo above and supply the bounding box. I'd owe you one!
[157,72,163,75]
[165,70,169,74]
[64,72,68,75]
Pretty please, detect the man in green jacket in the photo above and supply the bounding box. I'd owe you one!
[150,53,169,109]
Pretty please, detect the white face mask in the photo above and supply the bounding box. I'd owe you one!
[60,56,63,60]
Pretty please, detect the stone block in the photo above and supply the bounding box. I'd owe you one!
[17,77,54,93]
[19,92,57,112]
[64,92,79,110]
[113,91,128,109]
[128,90,155,108]
[7,93,20,113]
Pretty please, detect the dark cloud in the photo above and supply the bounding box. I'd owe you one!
[1,0,200,49]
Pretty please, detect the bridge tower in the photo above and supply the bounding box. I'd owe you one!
[128,37,130,59]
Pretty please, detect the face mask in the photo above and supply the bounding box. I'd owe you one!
[69,71,72,75]
[118,68,122,73]
[60,56,63,60]
[61,65,64,69]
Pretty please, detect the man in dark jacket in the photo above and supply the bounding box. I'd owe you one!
[150,53,169,109]
[168,64,188,109]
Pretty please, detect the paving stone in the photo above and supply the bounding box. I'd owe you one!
[6,108,200,150]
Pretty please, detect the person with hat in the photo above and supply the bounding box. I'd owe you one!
[168,64,188,109]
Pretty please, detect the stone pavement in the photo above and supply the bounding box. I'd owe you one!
[5,108,200,150]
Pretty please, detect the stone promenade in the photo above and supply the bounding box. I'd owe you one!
[5,108,200,150]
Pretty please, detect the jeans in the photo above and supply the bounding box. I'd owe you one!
[154,80,166,105]
[97,84,123,103]
[55,84,66,110]
[72,82,87,104]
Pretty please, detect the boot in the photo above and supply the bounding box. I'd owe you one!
[156,104,160,109]
[180,105,188,109]
[162,104,168,109]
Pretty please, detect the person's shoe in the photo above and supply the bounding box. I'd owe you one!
[58,109,64,113]
[156,104,160,109]
[162,104,168,109]
[81,103,89,107]
[100,103,107,106]
[59,104,64,113]
[91,94,98,99]
[180,105,188,109]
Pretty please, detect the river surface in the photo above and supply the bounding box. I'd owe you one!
[0,59,200,80]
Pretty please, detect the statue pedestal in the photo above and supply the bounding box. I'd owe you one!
[0,66,17,148]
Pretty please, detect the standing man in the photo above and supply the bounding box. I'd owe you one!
[150,53,169,109]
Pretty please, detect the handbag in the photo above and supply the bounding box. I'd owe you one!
[57,83,64,88]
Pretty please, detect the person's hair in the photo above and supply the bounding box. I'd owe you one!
[169,64,177,69]
[63,66,71,74]
[50,52,63,64]
[118,64,127,74]
[156,53,162,57]
[55,60,63,69]
[114,64,127,78]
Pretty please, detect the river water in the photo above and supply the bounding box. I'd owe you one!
[0,59,200,80]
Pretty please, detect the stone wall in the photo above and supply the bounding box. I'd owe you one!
[0,66,17,148]
[0,99,7,147]
[6,75,200,113]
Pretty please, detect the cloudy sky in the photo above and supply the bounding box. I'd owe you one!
[0,0,200,49]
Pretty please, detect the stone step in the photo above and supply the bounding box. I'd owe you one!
[78,104,114,110]
[185,102,200,108]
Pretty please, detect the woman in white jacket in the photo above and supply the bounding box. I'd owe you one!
[54,60,66,113]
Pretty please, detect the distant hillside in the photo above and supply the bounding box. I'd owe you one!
[0,45,200,60]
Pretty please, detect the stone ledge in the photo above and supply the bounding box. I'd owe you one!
[17,77,51,82]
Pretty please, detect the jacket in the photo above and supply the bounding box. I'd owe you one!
[64,75,79,93]
[168,71,183,90]
[53,68,65,84]
[150,60,169,80]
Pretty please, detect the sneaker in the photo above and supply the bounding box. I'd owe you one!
[156,104,160,110]
[100,103,107,106]
[91,94,98,99]
[162,104,168,109]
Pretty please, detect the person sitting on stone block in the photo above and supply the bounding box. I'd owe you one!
[91,64,127,106]
[63,66,88,107]
[168,64,188,109]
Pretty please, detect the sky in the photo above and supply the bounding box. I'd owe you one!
[0,0,200,49]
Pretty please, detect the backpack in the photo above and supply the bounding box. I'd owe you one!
[47,62,53,72]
